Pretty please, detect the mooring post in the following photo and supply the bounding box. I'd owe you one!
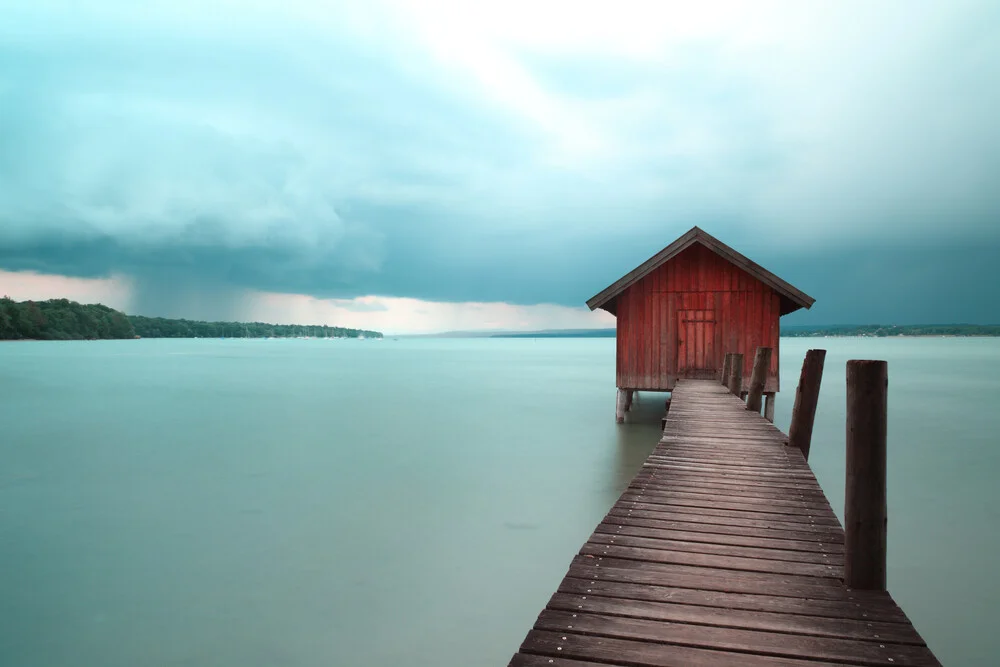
[788,349,827,460]
[616,388,628,423]
[763,393,776,422]
[745,347,772,413]
[726,353,744,396]
[720,353,733,386]
[845,359,888,591]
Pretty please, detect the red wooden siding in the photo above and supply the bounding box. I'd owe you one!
[615,243,781,393]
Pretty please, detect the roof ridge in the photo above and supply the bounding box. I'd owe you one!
[586,227,815,315]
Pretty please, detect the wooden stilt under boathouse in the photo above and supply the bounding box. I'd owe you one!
[585,227,816,422]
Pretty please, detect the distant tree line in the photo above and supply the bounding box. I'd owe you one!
[130,316,381,339]
[0,298,382,340]
[783,324,1000,337]
[0,298,135,340]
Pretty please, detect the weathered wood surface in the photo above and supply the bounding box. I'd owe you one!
[726,352,744,396]
[746,346,773,413]
[616,388,628,423]
[764,392,776,423]
[509,379,939,667]
[788,349,827,460]
[610,240,789,393]
[845,360,889,590]
[720,352,734,386]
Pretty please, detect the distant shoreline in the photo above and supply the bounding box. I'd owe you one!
[0,298,383,341]
[486,325,1000,339]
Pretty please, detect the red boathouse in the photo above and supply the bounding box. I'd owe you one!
[586,227,815,421]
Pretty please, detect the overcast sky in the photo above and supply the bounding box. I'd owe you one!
[1,1,998,333]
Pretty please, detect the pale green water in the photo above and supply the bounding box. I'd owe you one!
[0,337,997,666]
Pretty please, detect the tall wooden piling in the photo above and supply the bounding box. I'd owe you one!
[726,353,744,396]
[788,349,827,461]
[745,347,772,413]
[720,353,733,386]
[615,389,628,423]
[845,360,888,591]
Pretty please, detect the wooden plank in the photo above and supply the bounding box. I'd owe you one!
[634,463,822,486]
[578,543,843,578]
[618,492,834,519]
[616,502,842,527]
[607,507,846,536]
[557,577,907,622]
[641,456,815,474]
[595,521,845,554]
[533,611,941,666]
[601,515,844,545]
[624,484,832,508]
[634,481,828,503]
[587,533,842,566]
[633,471,828,493]
[569,557,850,600]
[644,468,812,484]
[546,592,923,643]
[517,630,850,667]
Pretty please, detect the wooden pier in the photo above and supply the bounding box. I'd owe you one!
[508,379,941,666]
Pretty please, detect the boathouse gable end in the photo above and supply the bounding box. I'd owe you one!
[586,227,814,394]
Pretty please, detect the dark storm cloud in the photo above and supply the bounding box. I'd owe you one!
[1,1,999,323]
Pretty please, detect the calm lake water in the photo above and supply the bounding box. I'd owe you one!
[1,337,997,666]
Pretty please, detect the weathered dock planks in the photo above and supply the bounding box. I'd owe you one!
[509,379,941,667]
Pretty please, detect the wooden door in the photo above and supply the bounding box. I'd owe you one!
[677,310,717,378]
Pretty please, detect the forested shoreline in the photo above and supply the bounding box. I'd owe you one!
[0,298,382,340]
[782,324,1000,337]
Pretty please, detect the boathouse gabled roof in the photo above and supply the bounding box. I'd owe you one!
[586,226,816,316]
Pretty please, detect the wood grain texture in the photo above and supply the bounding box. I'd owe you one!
[509,379,940,667]
[845,359,889,590]
[788,349,826,460]
[612,240,789,393]
[746,346,773,413]
[726,352,744,396]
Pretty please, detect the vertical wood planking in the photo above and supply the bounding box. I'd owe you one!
[616,294,625,388]
[640,275,647,388]
[619,289,626,388]
[749,285,758,388]
[609,243,786,393]
[695,317,704,370]
[713,292,723,372]
[648,274,655,388]
[652,267,660,386]
[772,292,780,391]
[667,293,676,382]
[631,287,639,388]
[661,268,669,383]
[626,287,632,389]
